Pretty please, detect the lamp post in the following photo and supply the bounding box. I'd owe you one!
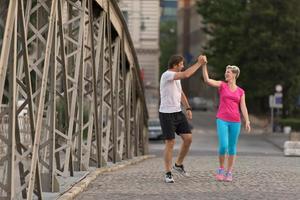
[182,0,191,95]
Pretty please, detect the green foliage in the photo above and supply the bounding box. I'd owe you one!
[160,20,177,75]
[197,0,300,115]
[56,99,90,140]
[56,99,67,130]
[279,118,300,131]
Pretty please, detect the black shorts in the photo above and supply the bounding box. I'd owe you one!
[159,111,191,140]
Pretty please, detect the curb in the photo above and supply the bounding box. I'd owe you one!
[263,135,283,151]
[262,133,288,151]
[56,155,156,200]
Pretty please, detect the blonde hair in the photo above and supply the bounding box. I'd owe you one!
[226,65,240,79]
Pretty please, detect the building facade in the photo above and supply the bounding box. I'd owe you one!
[118,0,160,119]
[177,0,217,106]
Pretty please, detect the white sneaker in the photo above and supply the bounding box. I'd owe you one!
[173,164,190,177]
[165,172,175,183]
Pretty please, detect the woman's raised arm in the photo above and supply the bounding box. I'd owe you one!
[202,64,222,88]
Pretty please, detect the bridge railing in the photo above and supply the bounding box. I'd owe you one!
[0,0,148,199]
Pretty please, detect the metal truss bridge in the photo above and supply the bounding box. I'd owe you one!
[0,0,148,199]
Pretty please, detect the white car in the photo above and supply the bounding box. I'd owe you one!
[148,119,163,140]
[189,97,208,111]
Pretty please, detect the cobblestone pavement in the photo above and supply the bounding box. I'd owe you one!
[75,111,300,200]
[75,155,300,200]
[75,132,300,200]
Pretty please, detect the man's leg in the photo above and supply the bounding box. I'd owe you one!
[175,133,192,165]
[164,139,175,172]
[159,112,176,182]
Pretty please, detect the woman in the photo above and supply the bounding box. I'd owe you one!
[202,61,251,182]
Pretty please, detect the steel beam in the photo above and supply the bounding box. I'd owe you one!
[0,0,148,199]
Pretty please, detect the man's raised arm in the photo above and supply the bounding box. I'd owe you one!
[174,55,206,80]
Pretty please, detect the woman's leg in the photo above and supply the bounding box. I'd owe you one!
[227,122,241,172]
[216,119,229,168]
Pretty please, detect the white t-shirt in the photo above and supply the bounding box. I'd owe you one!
[159,70,182,113]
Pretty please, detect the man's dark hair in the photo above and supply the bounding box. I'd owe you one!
[168,55,184,69]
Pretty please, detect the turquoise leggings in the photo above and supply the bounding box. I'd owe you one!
[216,118,241,155]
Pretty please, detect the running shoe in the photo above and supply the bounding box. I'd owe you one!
[224,171,233,182]
[215,168,225,181]
[165,172,175,183]
[173,163,190,177]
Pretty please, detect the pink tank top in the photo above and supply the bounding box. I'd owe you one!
[216,81,244,122]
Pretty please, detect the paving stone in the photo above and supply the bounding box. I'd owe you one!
[75,155,300,200]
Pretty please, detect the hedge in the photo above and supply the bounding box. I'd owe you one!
[278,118,300,131]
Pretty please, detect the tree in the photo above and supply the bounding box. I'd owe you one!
[197,0,300,116]
[160,20,177,75]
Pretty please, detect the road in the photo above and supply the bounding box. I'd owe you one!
[150,111,282,157]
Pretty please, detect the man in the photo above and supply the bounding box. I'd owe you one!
[159,54,206,183]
